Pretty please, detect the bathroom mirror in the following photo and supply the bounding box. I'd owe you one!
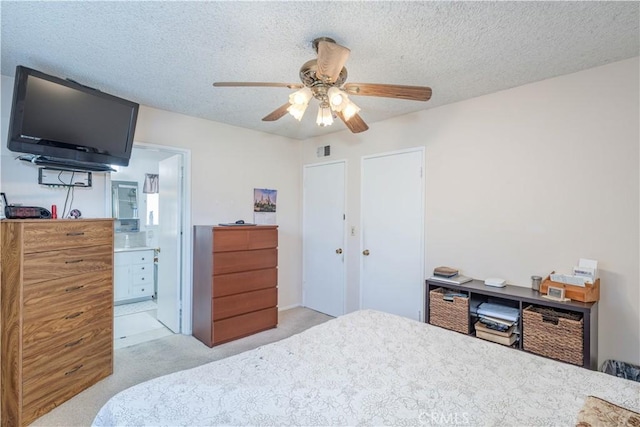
[111,181,139,219]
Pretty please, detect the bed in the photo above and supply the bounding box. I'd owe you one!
[93,310,640,426]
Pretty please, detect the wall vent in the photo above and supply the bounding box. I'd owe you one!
[316,145,331,157]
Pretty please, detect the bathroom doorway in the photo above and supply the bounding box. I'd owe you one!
[108,143,192,348]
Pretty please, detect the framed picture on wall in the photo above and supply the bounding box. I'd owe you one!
[254,188,277,225]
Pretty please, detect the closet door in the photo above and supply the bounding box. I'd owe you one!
[360,148,425,320]
[302,161,346,317]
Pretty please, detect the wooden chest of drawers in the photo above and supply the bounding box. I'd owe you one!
[192,225,278,347]
[1,219,114,426]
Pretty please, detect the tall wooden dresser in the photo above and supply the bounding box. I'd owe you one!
[1,219,114,426]
[193,225,278,347]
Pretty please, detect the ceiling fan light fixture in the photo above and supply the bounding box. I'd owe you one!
[342,99,361,121]
[288,87,312,107]
[287,87,312,120]
[287,103,308,121]
[213,37,431,134]
[316,103,333,127]
[328,87,347,111]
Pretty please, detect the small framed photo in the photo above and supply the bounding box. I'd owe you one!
[546,286,565,300]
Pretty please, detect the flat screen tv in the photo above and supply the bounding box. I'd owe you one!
[7,65,139,170]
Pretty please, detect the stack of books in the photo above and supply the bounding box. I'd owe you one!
[433,266,459,278]
[473,302,519,346]
[429,266,473,285]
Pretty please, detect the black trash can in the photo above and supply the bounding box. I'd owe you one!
[600,359,640,382]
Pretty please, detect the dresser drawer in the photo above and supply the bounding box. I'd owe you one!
[23,245,113,285]
[23,269,112,308]
[131,250,154,264]
[213,287,277,321]
[213,307,277,345]
[213,248,277,275]
[22,289,112,348]
[214,268,277,298]
[213,227,278,252]
[132,271,153,286]
[132,262,152,274]
[22,320,112,382]
[22,220,113,253]
[22,346,112,426]
[23,316,111,372]
[132,284,154,298]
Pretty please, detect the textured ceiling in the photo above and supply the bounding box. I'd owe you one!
[1,2,638,140]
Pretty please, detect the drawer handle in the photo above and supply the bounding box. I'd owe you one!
[65,311,84,320]
[64,364,83,376]
[65,285,85,292]
[66,232,85,236]
[65,338,84,348]
[65,259,84,264]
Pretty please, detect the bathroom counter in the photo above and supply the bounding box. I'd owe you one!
[114,246,157,253]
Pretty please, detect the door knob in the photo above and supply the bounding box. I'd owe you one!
[335,248,343,254]
[363,249,370,256]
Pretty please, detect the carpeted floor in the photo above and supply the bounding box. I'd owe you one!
[30,306,333,427]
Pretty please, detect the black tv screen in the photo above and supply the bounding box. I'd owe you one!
[7,65,139,167]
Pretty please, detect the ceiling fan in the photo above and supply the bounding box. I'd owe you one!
[213,37,432,134]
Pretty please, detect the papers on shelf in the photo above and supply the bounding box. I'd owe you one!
[428,275,473,285]
[573,258,598,284]
[476,303,519,323]
[550,273,589,287]
[551,258,598,287]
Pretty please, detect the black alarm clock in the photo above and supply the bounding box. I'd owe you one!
[5,205,52,219]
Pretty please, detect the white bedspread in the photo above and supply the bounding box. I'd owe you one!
[93,310,640,426]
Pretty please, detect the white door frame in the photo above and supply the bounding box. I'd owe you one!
[106,141,193,334]
[359,147,426,320]
[302,159,348,316]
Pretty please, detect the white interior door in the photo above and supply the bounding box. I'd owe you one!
[303,161,346,317]
[361,149,425,320]
[157,154,182,332]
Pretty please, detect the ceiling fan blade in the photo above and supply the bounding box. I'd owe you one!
[213,82,303,89]
[316,40,350,83]
[336,111,369,133]
[262,103,291,122]
[343,83,432,101]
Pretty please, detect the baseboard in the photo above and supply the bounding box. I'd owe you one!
[278,304,301,312]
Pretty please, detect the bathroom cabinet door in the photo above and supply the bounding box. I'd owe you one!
[114,255,130,302]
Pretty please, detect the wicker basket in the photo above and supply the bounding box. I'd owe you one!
[429,287,469,334]
[523,305,584,366]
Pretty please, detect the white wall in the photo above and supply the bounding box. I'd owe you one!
[0,76,303,310]
[132,106,303,309]
[301,57,640,366]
